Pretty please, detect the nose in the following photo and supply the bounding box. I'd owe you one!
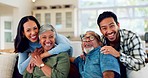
[85,38,91,42]
[106,27,112,33]
[46,37,51,42]
[31,30,36,35]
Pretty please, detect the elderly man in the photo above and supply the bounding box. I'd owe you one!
[70,31,120,78]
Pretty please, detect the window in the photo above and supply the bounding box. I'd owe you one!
[78,0,148,36]
[55,13,62,29]
[4,21,12,42]
[45,13,51,24]
[66,12,72,28]
[35,14,41,23]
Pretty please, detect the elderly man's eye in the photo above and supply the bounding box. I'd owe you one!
[90,36,95,40]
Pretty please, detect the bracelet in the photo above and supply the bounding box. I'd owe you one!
[39,63,45,69]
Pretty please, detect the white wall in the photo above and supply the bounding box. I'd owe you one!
[0,0,78,49]
[0,0,33,49]
[71,41,82,57]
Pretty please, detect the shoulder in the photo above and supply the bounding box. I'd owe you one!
[120,29,138,37]
[120,29,140,40]
[100,54,120,75]
[100,54,118,63]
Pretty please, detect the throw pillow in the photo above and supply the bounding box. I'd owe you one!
[0,52,18,78]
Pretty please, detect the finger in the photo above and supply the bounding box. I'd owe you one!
[103,52,109,54]
[100,49,108,53]
[34,56,37,59]
[100,47,106,52]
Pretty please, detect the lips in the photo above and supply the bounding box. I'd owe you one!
[31,35,38,41]
[45,43,51,47]
[107,32,115,39]
[85,44,93,48]
[44,42,53,50]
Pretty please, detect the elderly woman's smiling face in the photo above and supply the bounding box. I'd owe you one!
[39,30,55,51]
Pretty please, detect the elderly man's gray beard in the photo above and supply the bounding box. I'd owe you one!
[84,47,94,54]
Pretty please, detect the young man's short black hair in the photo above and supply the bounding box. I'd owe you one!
[97,11,119,28]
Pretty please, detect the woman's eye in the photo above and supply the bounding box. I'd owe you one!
[26,29,31,32]
[33,27,38,30]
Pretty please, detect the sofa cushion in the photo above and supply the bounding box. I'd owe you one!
[0,52,18,78]
[127,63,148,78]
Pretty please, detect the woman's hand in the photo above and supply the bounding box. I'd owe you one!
[31,48,44,58]
[26,58,35,73]
[33,55,44,67]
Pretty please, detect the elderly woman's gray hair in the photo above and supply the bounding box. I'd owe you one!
[39,24,57,36]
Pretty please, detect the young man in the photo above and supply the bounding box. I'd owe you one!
[97,11,147,78]
[70,31,120,78]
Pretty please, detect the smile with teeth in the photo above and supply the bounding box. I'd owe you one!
[31,35,37,40]
[107,32,115,38]
[85,44,92,48]
[45,43,51,47]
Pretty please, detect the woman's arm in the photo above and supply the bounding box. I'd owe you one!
[18,52,31,75]
[40,33,72,58]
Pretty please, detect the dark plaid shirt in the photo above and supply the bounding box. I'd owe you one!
[101,29,147,71]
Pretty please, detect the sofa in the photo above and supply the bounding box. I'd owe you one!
[0,41,148,78]
[0,50,22,78]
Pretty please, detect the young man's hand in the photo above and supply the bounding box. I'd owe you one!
[100,46,120,58]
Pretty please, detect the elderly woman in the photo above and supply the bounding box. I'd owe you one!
[23,24,70,78]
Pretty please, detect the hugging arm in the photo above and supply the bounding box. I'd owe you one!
[18,52,31,75]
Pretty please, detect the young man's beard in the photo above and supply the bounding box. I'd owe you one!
[84,47,94,54]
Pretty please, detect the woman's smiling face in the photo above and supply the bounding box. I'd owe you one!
[23,20,39,42]
[39,30,55,51]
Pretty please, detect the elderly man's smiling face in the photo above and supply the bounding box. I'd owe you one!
[82,31,101,53]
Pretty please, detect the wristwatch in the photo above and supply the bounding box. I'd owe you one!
[39,63,45,69]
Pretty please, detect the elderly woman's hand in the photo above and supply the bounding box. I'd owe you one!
[31,48,44,58]
[33,55,44,68]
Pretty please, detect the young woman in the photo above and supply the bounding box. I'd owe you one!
[14,16,72,75]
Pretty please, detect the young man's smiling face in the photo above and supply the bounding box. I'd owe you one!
[99,17,120,42]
